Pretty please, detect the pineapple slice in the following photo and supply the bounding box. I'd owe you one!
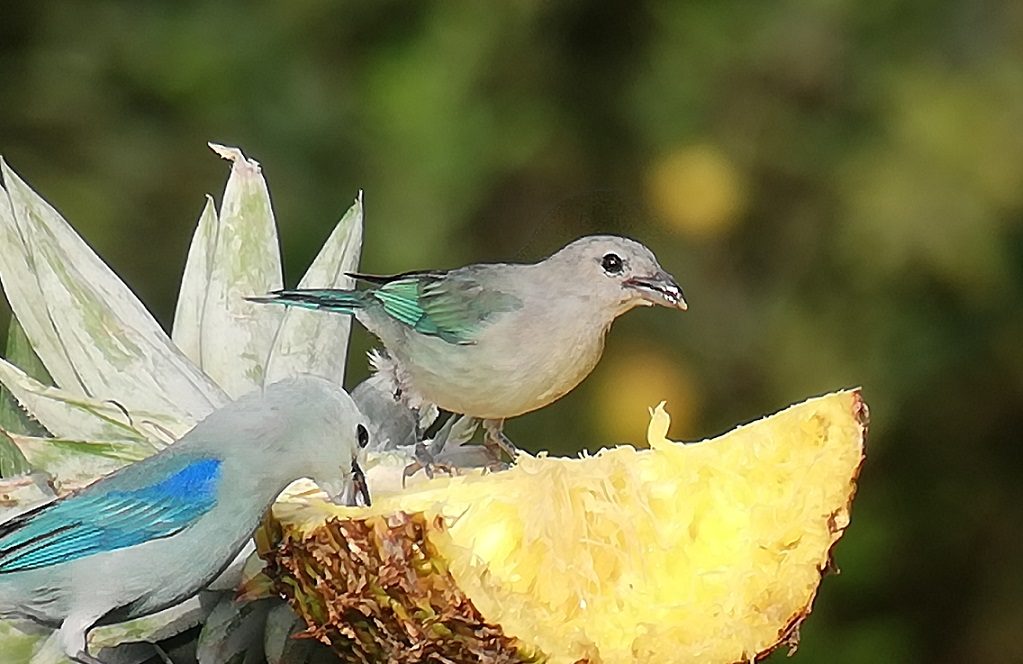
[261,389,867,663]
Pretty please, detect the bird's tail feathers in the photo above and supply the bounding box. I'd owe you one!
[245,289,368,313]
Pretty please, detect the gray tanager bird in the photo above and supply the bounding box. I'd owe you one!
[252,235,686,460]
[0,376,371,664]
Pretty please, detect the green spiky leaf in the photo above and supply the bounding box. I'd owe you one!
[0,316,50,476]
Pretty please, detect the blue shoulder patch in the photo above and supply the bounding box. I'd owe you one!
[0,457,223,573]
[140,458,222,501]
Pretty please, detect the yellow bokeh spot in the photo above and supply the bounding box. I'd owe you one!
[646,145,747,238]
[593,348,699,445]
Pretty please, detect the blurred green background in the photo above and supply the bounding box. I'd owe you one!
[2,1,1022,662]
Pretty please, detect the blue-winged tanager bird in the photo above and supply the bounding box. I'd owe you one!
[0,376,371,664]
[251,235,686,461]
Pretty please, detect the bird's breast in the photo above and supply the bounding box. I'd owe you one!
[395,316,608,419]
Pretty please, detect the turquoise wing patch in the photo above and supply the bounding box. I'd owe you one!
[371,274,521,344]
[0,457,222,573]
[372,280,428,328]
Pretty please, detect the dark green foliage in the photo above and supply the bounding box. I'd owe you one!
[0,430,29,479]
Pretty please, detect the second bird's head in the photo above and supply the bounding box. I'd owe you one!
[548,235,687,315]
[260,377,372,507]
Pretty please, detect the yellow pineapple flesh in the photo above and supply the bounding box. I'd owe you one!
[262,389,867,663]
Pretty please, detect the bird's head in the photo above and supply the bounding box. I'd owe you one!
[262,376,372,507]
[549,235,687,315]
[315,418,372,509]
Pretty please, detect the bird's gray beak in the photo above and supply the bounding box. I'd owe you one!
[327,460,372,507]
[352,460,371,507]
[624,270,688,310]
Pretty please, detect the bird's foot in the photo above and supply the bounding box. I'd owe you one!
[482,420,520,462]
[62,615,107,664]
[481,457,511,474]
[402,442,457,486]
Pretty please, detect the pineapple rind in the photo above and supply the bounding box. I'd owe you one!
[269,390,866,664]
[260,510,544,663]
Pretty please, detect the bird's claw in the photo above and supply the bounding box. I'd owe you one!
[401,461,456,485]
[401,442,456,486]
[481,458,511,474]
[483,427,520,462]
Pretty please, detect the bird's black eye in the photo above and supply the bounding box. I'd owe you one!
[356,424,370,448]
[601,253,624,274]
